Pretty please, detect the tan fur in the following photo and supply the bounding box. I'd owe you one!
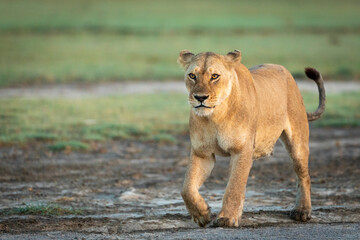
[178,50,326,227]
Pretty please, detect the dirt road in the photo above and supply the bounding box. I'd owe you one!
[0,127,359,239]
[0,81,359,99]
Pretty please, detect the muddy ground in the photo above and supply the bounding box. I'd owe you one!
[0,127,359,239]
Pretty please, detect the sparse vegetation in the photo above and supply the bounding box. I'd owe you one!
[48,140,90,152]
[0,204,83,216]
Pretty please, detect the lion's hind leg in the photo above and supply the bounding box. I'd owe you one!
[280,117,312,222]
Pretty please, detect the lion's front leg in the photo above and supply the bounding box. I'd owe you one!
[213,148,253,228]
[181,151,215,227]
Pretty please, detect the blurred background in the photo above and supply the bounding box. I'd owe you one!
[0,0,359,148]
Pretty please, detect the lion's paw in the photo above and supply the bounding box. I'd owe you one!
[190,208,212,227]
[211,217,239,228]
[290,209,311,222]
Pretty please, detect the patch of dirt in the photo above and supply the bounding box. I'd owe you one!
[0,81,359,99]
[0,128,359,238]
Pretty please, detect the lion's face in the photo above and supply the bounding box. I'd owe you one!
[178,51,241,116]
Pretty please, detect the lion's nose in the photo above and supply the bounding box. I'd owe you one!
[194,95,209,102]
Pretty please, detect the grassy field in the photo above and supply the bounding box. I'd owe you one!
[1,33,359,87]
[0,0,359,86]
[1,92,359,147]
[1,0,359,31]
[1,1,358,147]
[0,93,190,145]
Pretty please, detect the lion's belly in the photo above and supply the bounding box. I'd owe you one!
[253,138,278,159]
[253,115,286,159]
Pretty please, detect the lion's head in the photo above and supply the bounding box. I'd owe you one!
[178,50,241,116]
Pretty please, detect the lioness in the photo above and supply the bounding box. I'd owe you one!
[178,50,325,228]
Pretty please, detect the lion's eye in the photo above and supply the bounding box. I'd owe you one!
[188,73,196,80]
[211,74,220,80]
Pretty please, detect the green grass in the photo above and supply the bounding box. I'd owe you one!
[0,204,83,216]
[0,93,189,144]
[48,140,90,152]
[0,0,359,32]
[0,0,359,86]
[0,92,359,145]
[1,33,359,87]
[303,92,360,127]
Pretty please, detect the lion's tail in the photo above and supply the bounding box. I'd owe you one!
[305,67,326,121]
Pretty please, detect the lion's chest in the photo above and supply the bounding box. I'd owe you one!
[190,124,244,157]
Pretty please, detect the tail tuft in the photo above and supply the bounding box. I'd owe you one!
[305,67,320,81]
[305,67,326,121]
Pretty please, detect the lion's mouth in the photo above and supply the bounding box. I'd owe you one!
[195,104,214,109]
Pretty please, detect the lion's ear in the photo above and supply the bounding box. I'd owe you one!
[225,50,242,64]
[177,50,194,69]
